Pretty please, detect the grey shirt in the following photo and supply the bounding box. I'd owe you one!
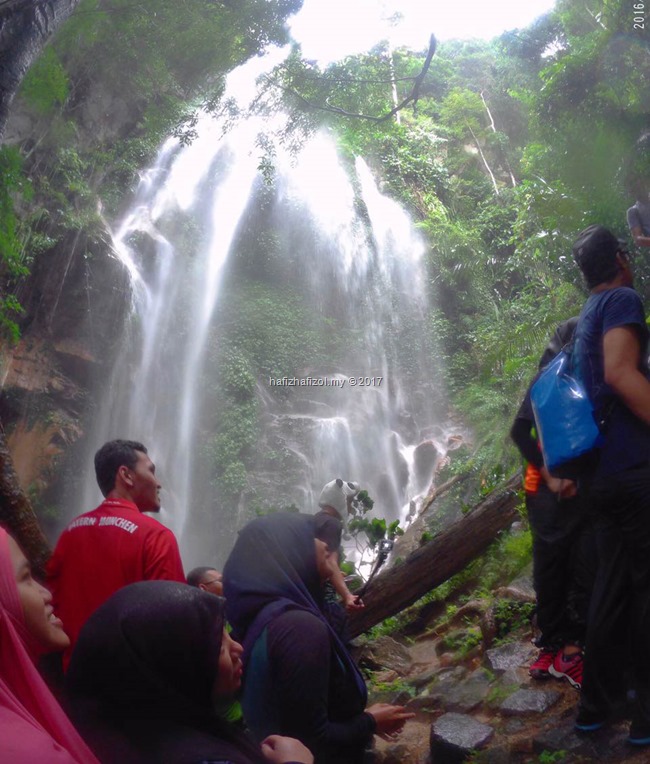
[627,201,650,236]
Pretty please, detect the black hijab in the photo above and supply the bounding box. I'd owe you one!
[223,513,367,701]
[66,580,265,764]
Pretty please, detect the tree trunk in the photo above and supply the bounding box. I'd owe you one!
[0,0,80,139]
[0,428,51,575]
[348,474,522,637]
[468,123,500,196]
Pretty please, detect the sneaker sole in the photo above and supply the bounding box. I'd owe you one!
[575,721,604,732]
[529,670,552,680]
[549,664,582,689]
[628,735,650,746]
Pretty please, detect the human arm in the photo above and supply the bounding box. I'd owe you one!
[364,703,415,739]
[510,415,543,469]
[630,225,650,248]
[603,325,650,426]
[328,565,364,612]
[260,735,314,764]
[539,467,577,498]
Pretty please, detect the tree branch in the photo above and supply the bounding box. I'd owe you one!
[271,34,437,123]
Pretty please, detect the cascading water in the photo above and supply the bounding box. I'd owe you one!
[72,53,459,567]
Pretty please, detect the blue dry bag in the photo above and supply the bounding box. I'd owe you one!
[530,349,604,477]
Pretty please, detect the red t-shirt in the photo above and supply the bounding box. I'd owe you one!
[46,498,185,667]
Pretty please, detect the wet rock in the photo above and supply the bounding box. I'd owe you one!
[442,669,492,713]
[499,666,528,688]
[377,743,409,764]
[407,667,438,690]
[503,718,526,734]
[359,636,412,674]
[290,398,334,416]
[477,746,513,764]
[532,721,621,759]
[81,84,130,143]
[430,712,494,762]
[500,688,560,715]
[496,563,536,602]
[405,692,440,712]
[427,668,492,713]
[413,440,439,493]
[434,666,468,685]
[484,642,535,673]
[374,669,399,684]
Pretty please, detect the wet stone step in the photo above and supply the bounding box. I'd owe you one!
[499,688,560,715]
[484,642,535,673]
[430,712,494,763]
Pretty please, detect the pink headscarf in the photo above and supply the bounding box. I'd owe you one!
[0,528,99,764]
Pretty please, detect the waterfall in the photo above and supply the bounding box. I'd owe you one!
[73,54,456,566]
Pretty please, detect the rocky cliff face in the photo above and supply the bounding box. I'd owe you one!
[0,216,131,534]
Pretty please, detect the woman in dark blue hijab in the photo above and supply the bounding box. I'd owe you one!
[65,581,313,764]
[224,513,412,764]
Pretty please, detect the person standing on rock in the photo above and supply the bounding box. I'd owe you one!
[511,318,595,690]
[570,225,650,745]
[313,478,365,614]
[47,439,185,668]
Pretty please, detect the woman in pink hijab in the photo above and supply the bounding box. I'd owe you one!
[0,526,99,763]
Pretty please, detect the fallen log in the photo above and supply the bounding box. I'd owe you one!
[0,427,51,575]
[348,473,522,637]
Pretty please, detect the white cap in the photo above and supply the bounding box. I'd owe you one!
[318,478,360,516]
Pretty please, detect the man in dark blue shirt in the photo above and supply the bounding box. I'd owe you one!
[571,225,650,745]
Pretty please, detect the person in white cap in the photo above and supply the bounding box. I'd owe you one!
[317,479,360,526]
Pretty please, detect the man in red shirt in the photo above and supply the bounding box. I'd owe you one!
[47,439,185,667]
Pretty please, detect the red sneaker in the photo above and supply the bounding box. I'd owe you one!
[549,650,583,689]
[529,648,556,680]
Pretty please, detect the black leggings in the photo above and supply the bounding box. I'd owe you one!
[527,485,595,649]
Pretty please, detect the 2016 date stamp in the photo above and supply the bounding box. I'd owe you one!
[634,1,645,29]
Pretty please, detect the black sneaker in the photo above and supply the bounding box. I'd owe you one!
[628,725,650,746]
[575,706,605,733]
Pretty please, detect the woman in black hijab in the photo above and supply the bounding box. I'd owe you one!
[65,580,313,764]
[224,513,412,764]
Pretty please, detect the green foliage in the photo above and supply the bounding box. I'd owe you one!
[214,280,333,381]
[368,674,416,700]
[419,531,433,546]
[492,599,536,642]
[354,490,374,511]
[347,517,403,550]
[0,147,32,341]
[441,625,482,658]
[537,751,568,764]
[20,47,69,114]
[484,683,515,708]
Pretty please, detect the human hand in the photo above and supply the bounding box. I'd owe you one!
[366,703,415,737]
[260,735,314,764]
[558,479,577,499]
[344,593,365,612]
[541,468,576,499]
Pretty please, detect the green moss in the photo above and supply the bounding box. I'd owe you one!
[21,47,70,114]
